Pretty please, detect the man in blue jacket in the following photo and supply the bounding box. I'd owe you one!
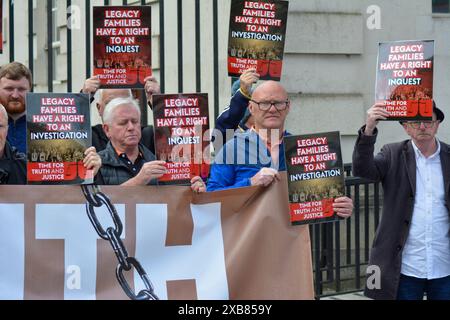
[208,80,288,190]
[207,81,353,217]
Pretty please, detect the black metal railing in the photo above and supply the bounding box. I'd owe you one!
[5,0,221,124]
[5,0,383,299]
[311,163,382,298]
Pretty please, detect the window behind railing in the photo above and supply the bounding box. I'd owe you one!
[433,0,450,13]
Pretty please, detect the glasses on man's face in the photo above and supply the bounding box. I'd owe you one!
[250,99,289,111]
[406,120,438,129]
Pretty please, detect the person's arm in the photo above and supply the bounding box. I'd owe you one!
[352,103,391,181]
[81,76,101,94]
[191,176,206,193]
[333,197,353,219]
[83,147,102,177]
[215,90,250,135]
[206,164,251,191]
[121,161,166,186]
[81,76,101,103]
[144,76,161,109]
[215,68,259,135]
[249,167,280,187]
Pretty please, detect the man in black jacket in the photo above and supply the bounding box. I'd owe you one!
[353,101,450,300]
[0,105,26,184]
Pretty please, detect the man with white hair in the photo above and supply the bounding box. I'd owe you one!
[92,88,135,151]
[95,97,205,191]
[82,75,160,152]
[0,104,26,184]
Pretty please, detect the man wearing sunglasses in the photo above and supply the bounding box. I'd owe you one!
[353,101,450,300]
[207,81,354,219]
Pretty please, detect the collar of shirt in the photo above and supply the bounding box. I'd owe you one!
[411,139,441,160]
[250,127,285,168]
[8,114,26,124]
[250,127,284,149]
[402,138,450,279]
[116,149,144,164]
[115,149,145,175]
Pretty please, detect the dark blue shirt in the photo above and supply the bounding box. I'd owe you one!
[7,114,27,154]
[118,151,145,176]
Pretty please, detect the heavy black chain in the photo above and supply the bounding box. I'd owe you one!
[81,184,159,300]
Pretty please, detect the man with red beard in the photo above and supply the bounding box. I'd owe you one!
[0,62,32,154]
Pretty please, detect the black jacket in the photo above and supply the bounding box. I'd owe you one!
[352,126,450,300]
[0,142,27,184]
[96,142,157,185]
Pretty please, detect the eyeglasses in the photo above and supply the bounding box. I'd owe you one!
[250,99,289,111]
[406,121,438,129]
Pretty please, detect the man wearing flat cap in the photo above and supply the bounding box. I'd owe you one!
[353,101,450,300]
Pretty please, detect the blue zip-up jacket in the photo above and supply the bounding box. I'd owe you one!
[207,130,288,191]
[7,114,26,154]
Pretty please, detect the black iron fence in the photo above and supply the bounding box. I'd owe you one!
[311,164,382,298]
[5,0,222,125]
[5,0,383,299]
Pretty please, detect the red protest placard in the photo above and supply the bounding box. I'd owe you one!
[284,132,345,225]
[26,93,92,185]
[376,40,434,121]
[93,6,152,88]
[228,0,289,81]
[152,94,210,185]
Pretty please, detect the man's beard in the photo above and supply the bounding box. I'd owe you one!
[4,100,25,115]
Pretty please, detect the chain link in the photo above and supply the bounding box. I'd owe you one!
[81,184,103,207]
[106,227,131,271]
[81,185,159,300]
[85,191,123,240]
[117,257,159,301]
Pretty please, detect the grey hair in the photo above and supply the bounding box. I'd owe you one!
[0,105,7,123]
[102,97,141,125]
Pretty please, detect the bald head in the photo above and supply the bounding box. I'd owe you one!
[97,89,132,119]
[248,81,290,133]
[251,81,288,101]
